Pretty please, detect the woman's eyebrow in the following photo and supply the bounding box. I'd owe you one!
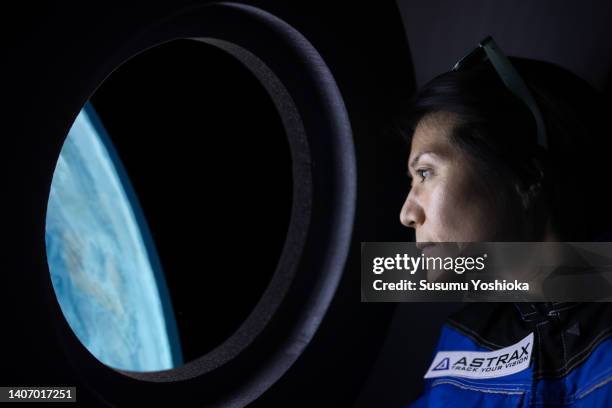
[410,151,439,169]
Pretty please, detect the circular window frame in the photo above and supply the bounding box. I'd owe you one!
[48,2,356,406]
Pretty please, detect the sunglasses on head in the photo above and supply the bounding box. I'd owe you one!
[452,36,548,150]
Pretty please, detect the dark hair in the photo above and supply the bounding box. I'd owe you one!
[397,58,612,241]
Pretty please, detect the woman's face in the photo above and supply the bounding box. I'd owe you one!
[399,112,515,245]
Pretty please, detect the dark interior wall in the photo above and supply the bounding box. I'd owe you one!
[397,0,612,90]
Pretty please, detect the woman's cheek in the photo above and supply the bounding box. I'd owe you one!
[432,176,483,241]
[427,179,461,241]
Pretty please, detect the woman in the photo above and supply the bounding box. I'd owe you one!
[399,38,612,406]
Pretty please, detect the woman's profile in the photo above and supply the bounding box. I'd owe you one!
[398,37,612,406]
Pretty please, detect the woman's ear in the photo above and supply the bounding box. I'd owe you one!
[514,182,534,210]
[525,180,543,206]
[515,157,546,210]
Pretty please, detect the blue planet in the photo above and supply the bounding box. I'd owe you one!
[45,103,183,372]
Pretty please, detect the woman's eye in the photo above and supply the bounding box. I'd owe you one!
[417,168,431,182]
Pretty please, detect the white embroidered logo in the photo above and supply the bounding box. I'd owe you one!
[424,332,533,379]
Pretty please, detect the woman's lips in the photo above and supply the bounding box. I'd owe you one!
[416,242,434,250]
[416,242,435,255]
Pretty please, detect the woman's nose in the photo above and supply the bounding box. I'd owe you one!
[400,190,424,229]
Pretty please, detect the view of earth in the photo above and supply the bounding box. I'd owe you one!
[45,104,183,372]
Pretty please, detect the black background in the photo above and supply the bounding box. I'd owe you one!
[90,39,291,362]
